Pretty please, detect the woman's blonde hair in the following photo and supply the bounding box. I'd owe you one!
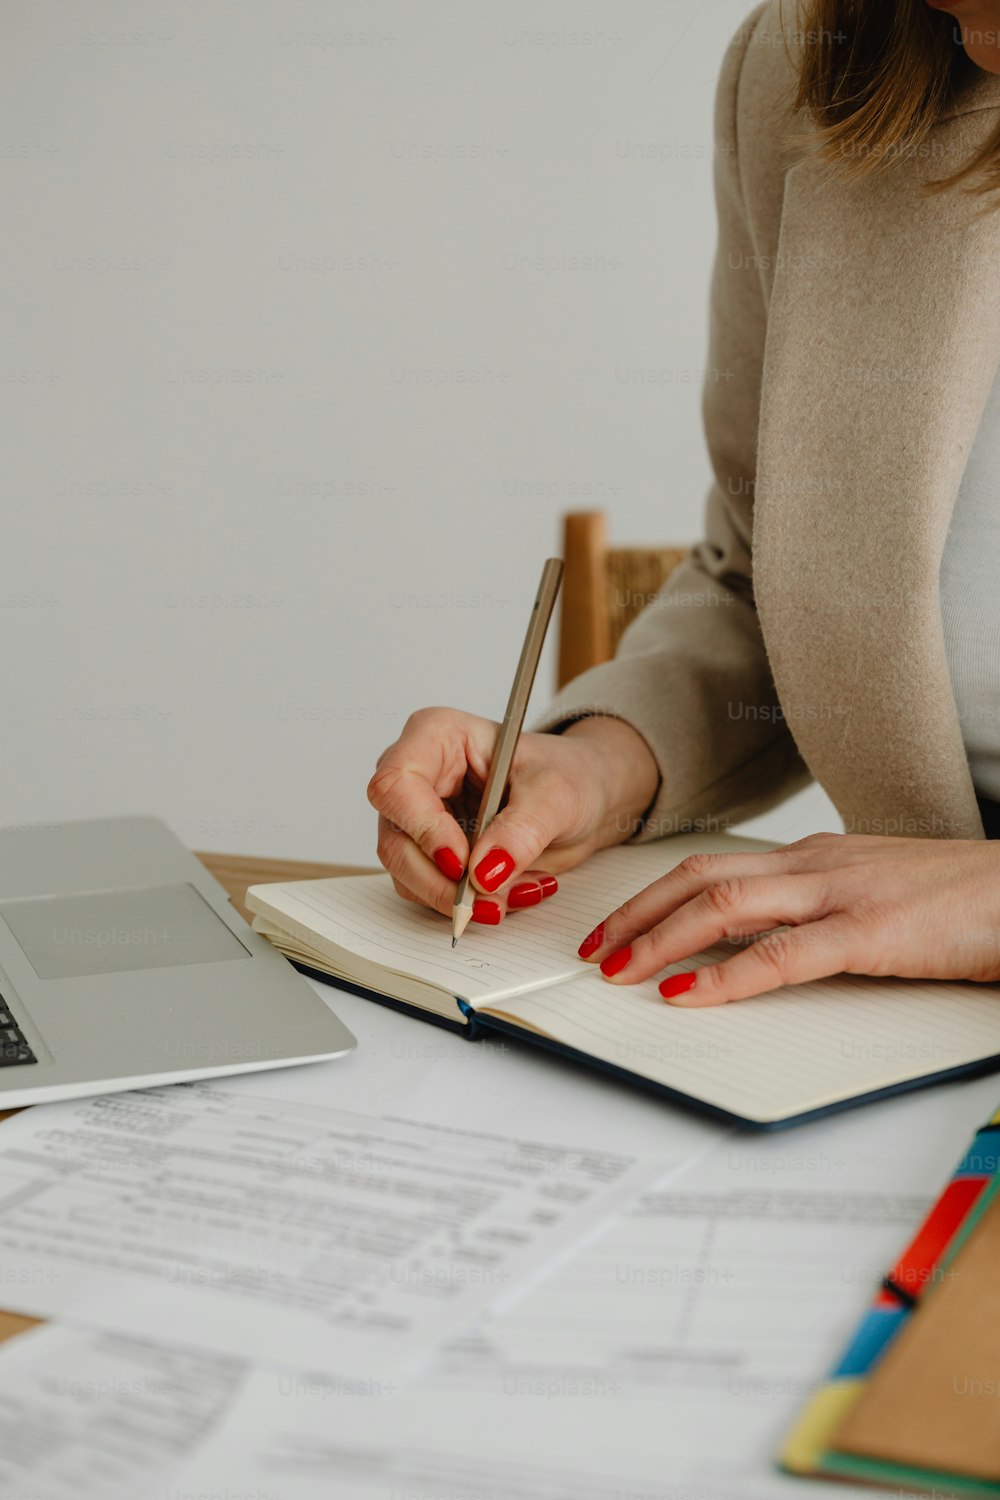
[792,0,1000,194]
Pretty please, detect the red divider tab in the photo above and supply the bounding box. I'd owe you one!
[887,1176,987,1299]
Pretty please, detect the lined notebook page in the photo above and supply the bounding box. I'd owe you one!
[247,833,773,1007]
[487,955,1000,1123]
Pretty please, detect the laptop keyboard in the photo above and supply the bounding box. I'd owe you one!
[0,995,36,1066]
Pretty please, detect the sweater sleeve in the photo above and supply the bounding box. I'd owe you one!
[532,3,810,841]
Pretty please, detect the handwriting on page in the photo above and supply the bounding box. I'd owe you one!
[256,838,692,1003]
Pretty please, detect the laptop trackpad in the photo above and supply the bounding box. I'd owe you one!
[0,884,250,979]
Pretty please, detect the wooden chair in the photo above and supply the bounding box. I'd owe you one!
[557,511,688,689]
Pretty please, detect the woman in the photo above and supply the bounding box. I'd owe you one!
[369,0,1000,1007]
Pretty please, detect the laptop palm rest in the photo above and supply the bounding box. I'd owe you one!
[0,884,250,980]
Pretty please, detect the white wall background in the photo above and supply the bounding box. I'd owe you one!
[2,0,838,864]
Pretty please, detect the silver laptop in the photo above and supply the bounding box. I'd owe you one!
[0,816,355,1107]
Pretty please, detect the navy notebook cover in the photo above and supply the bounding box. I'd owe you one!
[289,961,1000,1132]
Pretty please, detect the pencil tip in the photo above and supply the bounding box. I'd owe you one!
[451,905,473,946]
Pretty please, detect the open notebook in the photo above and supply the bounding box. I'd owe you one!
[247,834,1000,1129]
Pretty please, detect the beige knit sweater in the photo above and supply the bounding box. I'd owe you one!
[535,0,1000,843]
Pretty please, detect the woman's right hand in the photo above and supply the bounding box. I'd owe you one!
[367,707,660,925]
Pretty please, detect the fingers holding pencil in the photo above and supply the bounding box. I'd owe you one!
[370,756,566,924]
[458,870,560,926]
[462,778,582,895]
[379,829,558,927]
[368,713,571,922]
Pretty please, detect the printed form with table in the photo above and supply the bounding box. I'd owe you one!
[1,845,1000,1499]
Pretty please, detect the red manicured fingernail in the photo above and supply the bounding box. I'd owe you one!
[659,972,697,1001]
[578,923,604,959]
[508,881,543,909]
[471,898,502,925]
[474,847,516,892]
[508,873,559,909]
[433,847,464,882]
[600,945,632,978]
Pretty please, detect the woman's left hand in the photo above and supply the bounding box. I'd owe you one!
[578,833,1000,1005]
